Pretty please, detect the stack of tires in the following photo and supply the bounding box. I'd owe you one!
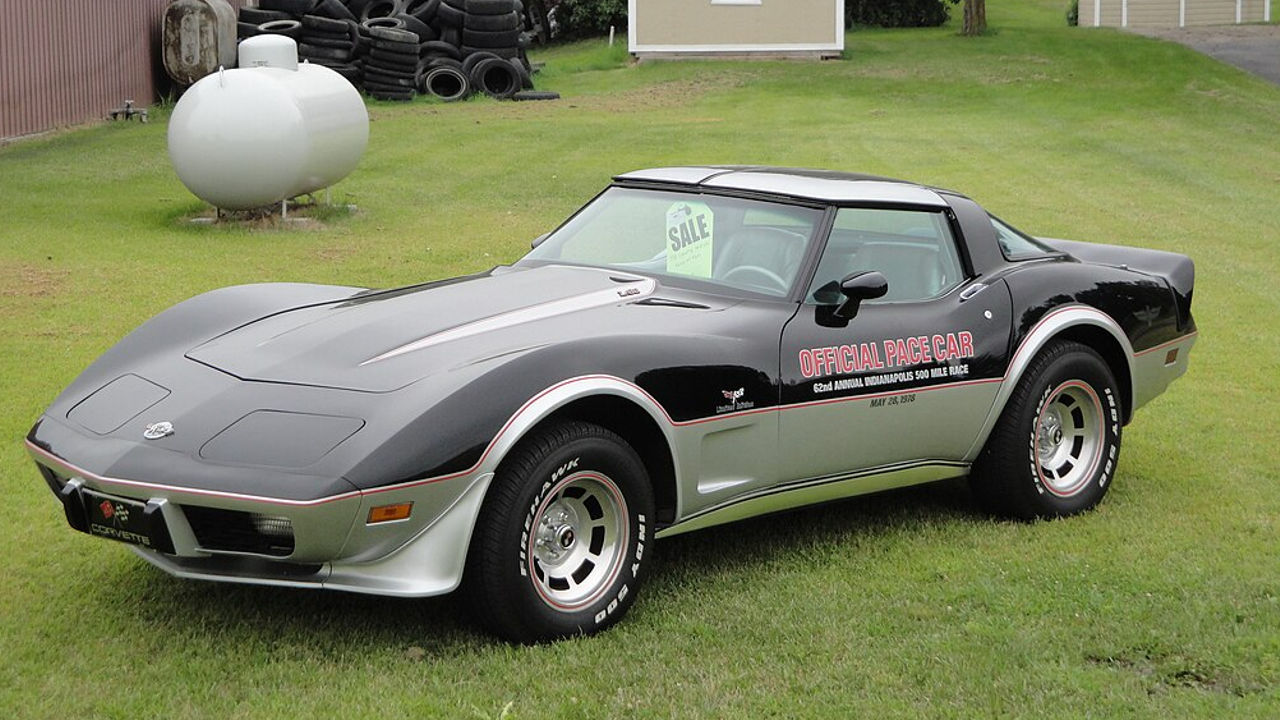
[232,0,553,103]
[361,23,420,101]
[401,0,534,101]
[298,15,363,86]
[461,0,520,57]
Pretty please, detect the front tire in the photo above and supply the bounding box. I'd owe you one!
[465,421,654,643]
[971,340,1122,520]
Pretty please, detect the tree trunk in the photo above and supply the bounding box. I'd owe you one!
[962,0,987,36]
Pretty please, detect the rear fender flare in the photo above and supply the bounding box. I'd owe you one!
[963,305,1134,461]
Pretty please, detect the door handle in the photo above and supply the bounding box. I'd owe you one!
[959,283,988,302]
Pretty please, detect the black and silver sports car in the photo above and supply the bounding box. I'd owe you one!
[27,167,1196,641]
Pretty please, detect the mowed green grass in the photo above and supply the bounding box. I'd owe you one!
[2,1,1279,717]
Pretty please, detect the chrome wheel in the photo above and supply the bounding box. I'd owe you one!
[1035,380,1104,497]
[527,472,628,610]
[971,341,1120,520]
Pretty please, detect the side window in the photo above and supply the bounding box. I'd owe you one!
[991,215,1054,259]
[808,208,963,304]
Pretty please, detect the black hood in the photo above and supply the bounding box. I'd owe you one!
[185,265,657,392]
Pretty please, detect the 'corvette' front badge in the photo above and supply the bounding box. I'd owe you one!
[143,421,174,440]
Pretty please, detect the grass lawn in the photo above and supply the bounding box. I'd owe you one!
[2,0,1278,717]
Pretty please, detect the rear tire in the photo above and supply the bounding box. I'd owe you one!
[970,340,1122,520]
[465,421,654,643]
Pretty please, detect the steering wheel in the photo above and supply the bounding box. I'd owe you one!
[721,265,788,294]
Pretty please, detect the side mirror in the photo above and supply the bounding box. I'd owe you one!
[530,233,550,250]
[835,271,888,319]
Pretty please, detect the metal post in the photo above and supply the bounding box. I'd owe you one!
[281,198,288,220]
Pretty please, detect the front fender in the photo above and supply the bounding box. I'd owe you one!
[331,375,680,596]
[472,374,679,479]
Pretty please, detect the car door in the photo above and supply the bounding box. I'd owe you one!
[777,206,1012,485]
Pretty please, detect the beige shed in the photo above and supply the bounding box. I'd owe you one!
[628,0,845,59]
[1079,0,1270,26]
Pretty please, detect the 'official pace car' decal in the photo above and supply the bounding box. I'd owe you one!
[798,331,976,395]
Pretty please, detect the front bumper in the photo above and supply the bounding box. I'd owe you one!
[28,434,493,598]
[128,469,492,598]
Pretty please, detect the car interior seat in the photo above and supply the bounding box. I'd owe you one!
[713,227,808,287]
[847,242,943,301]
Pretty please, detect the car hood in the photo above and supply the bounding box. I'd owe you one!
[185,265,659,392]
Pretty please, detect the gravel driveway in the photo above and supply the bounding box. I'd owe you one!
[1130,25,1280,86]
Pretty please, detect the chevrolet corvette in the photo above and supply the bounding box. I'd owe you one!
[27,167,1196,641]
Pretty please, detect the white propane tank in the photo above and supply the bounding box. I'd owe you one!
[167,35,369,210]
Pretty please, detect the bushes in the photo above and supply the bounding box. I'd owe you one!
[845,0,959,28]
[553,0,626,39]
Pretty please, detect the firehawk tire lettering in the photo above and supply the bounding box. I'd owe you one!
[596,513,644,625]
[465,421,653,643]
[971,340,1121,520]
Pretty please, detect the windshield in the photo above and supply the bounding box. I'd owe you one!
[520,187,824,298]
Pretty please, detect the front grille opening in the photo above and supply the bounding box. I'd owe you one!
[252,514,293,538]
[182,506,295,557]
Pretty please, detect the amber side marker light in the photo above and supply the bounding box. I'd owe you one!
[368,502,413,524]
[1165,348,1179,366]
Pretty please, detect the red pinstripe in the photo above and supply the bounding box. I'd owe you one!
[27,307,1195,507]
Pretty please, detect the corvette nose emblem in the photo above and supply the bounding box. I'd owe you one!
[143,421,174,440]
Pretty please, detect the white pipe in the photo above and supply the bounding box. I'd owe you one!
[1122,0,1128,27]
[1094,0,1101,26]
[1179,0,1186,26]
